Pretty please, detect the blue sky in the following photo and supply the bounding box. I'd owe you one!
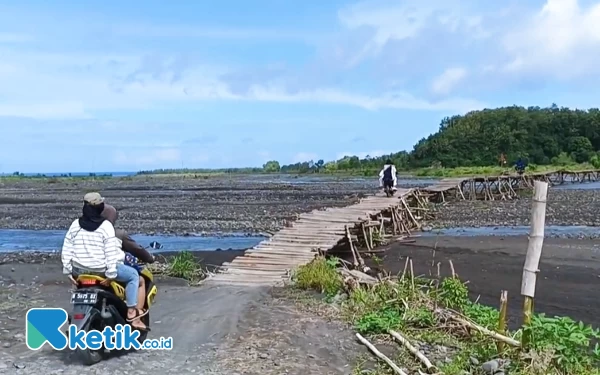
[2,0,600,173]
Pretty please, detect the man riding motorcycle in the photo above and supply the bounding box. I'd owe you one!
[379,159,398,191]
[100,204,155,323]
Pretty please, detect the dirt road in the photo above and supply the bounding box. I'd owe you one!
[0,261,363,375]
[376,235,600,329]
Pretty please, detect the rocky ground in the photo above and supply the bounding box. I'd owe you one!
[2,174,600,239]
[0,253,367,375]
[0,175,388,236]
[432,188,600,235]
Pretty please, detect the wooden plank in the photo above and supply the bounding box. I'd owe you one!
[271,234,344,240]
[247,249,316,257]
[254,243,323,250]
[233,257,305,265]
[210,272,287,280]
[264,238,342,245]
[223,262,292,270]
[259,241,334,248]
[244,252,315,260]
[203,279,279,286]
[222,268,288,276]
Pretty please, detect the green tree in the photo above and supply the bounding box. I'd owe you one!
[262,160,281,173]
[567,136,594,163]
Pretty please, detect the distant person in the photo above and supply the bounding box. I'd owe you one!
[515,158,527,175]
[379,159,398,191]
[61,192,148,330]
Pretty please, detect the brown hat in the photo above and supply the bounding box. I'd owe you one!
[83,192,105,205]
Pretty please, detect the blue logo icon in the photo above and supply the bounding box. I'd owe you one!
[26,308,69,350]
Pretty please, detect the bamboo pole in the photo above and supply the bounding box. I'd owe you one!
[520,180,548,348]
[356,333,408,375]
[361,223,371,251]
[449,315,521,347]
[389,330,436,372]
[346,225,359,267]
[497,290,508,355]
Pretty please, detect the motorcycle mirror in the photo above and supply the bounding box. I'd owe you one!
[149,241,163,250]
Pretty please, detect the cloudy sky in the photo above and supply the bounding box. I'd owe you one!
[1,0,599,172]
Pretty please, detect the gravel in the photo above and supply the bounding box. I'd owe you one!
[0,175,385,236]
[432,188,600,236]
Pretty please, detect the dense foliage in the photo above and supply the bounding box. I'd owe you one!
[277,105,600,174]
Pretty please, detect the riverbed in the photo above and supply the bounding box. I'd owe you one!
[0,229,266,253]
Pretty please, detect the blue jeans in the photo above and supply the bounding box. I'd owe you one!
[73,263,139,308]
[115,263,139,308]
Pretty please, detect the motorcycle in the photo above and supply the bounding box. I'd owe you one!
[382,179,396,197]
[68,242,162,365]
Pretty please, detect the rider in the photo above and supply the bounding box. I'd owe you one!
[61,192,148,330]
[515,157,526,174]
[101,204,154,320]
[379,159,398,191]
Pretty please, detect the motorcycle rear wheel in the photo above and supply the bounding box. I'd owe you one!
[75,315,108,365]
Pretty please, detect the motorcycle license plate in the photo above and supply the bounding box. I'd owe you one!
[70,291,98,305]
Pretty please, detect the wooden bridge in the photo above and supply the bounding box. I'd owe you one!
[203,188,424,287]
[421,169,600,202]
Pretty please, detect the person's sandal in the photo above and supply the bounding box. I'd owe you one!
[131,320,150,331]
[126,308,149,322]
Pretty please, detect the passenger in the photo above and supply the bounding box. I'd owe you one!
[101,204,154,317]
[61,192,148,330]
[379,159,398,191]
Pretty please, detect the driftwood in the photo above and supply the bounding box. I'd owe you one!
[389,330,436,372]
[356,333,408,375]
[447,313,520,347]
[497,290,508,354]
[341,269,378,285]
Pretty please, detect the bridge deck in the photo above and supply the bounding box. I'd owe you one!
[422,177,468,192]
[203,188,414,287]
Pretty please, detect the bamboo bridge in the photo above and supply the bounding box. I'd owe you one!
[203,168,599,287]
[203,188,428,287]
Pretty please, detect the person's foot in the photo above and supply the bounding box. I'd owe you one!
[127,308,149,330]
[130,318,148,331]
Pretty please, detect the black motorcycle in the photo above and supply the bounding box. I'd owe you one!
[383,179,396,197]
[68,243,162,365]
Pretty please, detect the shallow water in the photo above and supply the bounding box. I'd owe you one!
[0,229,266,253]
[422,225,600,237]
[554,181,600,190]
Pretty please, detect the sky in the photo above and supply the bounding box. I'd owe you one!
[2,0,600,173]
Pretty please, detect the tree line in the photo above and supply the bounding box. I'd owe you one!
[137,104,600,176]
[269,104,600,174]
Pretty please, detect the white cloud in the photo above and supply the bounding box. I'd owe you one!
[502,0,600,78]
[337,0,488,65]
[293,152,319,163]
[0,48,486,120]
[431,68,468,95]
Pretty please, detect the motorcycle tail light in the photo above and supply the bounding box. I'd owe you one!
[79,279,98,285]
